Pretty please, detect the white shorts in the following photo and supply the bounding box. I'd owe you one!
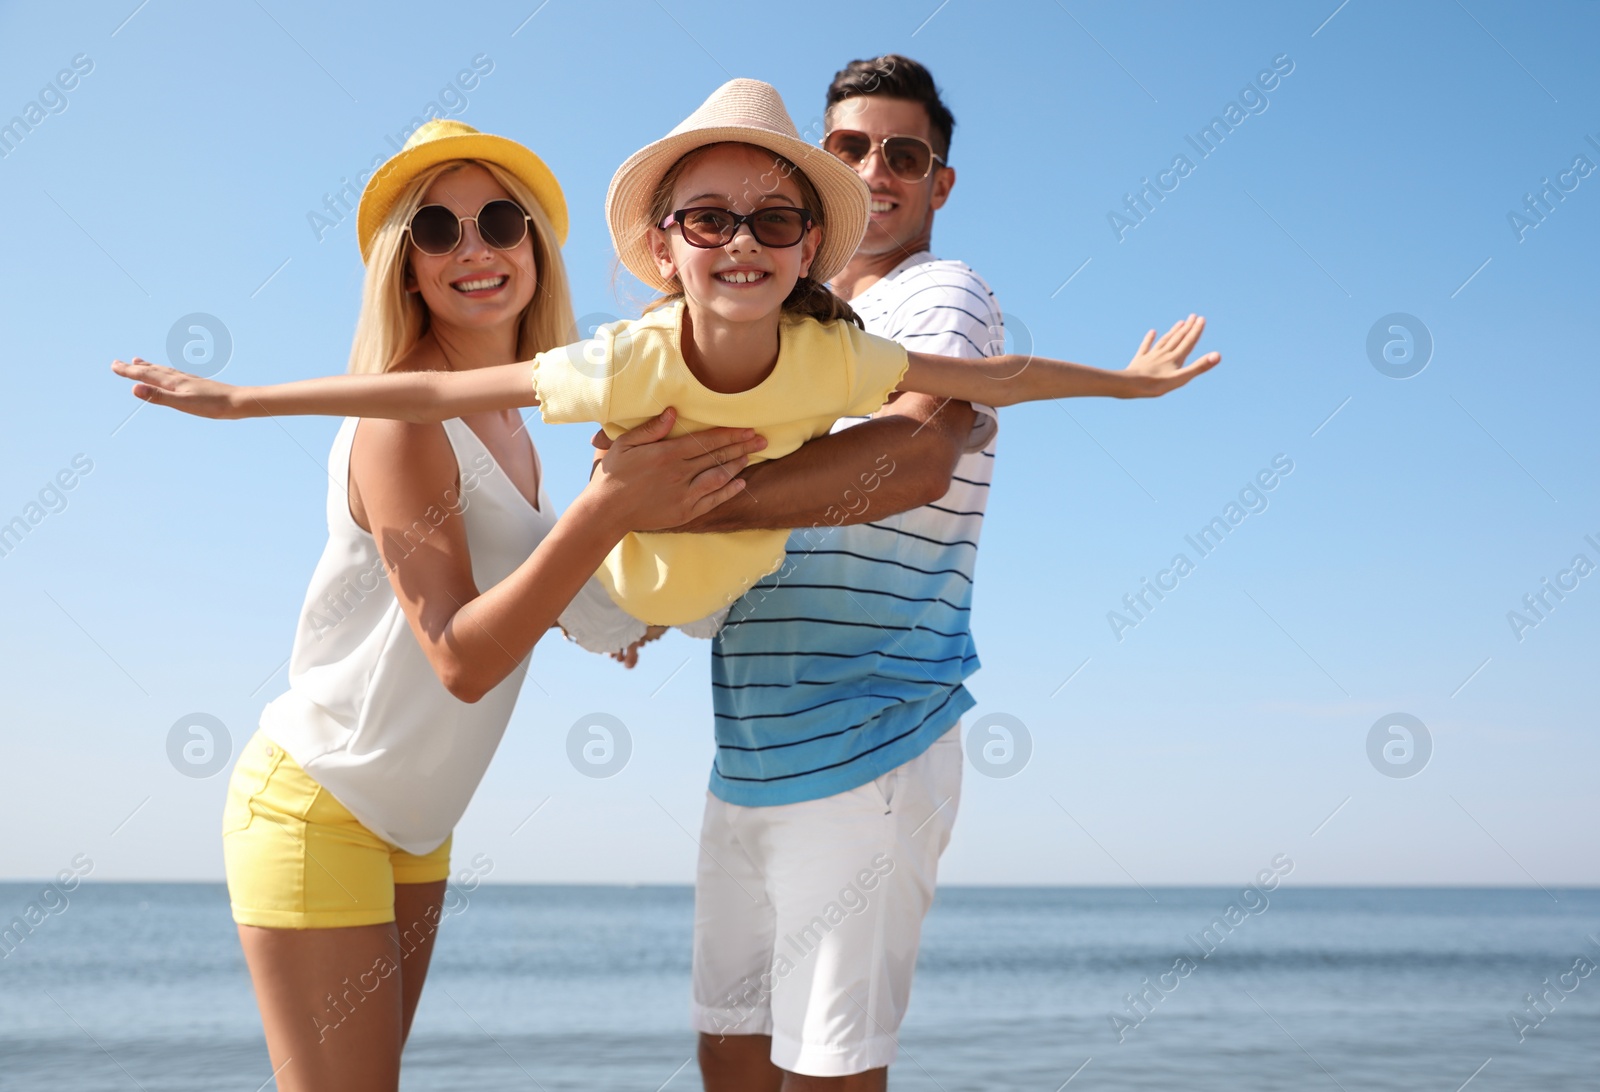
[690,724,963,1077]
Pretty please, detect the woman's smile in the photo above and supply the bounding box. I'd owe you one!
[450,272,511,296]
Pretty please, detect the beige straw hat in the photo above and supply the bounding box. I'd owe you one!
[606,78,869,293]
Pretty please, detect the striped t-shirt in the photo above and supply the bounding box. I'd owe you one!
[708,252,1003,806]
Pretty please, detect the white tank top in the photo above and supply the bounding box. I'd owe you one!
[258,416,643,854]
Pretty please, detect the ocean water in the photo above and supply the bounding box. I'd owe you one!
[1,884,1596,1090]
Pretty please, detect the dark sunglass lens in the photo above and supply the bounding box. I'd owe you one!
[409,204,460,254]
[478,200,529,249]
[410,205,460,254]
[884,137,931,180]
[681,208,736,246]
[752,209,806,247]
[824,131,872,165]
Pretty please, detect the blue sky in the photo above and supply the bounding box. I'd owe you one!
[1,0,1595,887]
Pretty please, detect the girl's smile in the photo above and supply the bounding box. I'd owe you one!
[711,265,773,287]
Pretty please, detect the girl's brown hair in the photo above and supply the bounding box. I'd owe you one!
[642,142,863,329]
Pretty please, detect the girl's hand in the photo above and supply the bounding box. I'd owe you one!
[1125,315,1221,396]
[111,357,249,419]
[609,625,669,669]
[588,408,767,533]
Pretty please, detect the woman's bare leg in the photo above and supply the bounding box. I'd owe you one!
[237,880,446,1091]
[391,880,448,1043]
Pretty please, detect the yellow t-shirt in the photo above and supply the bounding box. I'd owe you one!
[532,300,910,626]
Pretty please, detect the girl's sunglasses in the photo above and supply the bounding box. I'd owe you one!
[407,199,532,256]
[660,206,813,249]
[822,130,945,182]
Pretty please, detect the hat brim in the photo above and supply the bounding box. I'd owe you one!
[606,126,868,293]
[357,133,569,262]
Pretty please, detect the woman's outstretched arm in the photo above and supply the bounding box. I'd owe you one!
[111,357,539,423]
[897,313,1221,407]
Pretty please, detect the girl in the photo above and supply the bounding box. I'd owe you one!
[171,118,761,1092]
[115,80,1218,631]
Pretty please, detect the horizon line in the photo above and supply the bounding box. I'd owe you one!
[4,879,1596,890]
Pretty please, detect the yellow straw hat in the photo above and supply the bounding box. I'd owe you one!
[356,119,568,262]
[606,78,869,293]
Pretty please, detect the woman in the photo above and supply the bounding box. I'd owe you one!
[162,120,764,1091]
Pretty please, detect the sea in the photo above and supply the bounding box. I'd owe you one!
[1,884,1595,1090]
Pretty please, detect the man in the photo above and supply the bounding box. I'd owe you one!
[678,55,1000,1091]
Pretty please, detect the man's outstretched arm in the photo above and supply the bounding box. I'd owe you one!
[652,394,978,533]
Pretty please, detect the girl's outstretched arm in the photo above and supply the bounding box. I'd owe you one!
[110,357,539,422]
[897,314,1221,407]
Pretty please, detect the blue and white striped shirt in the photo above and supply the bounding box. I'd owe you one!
[708,253,1003,806]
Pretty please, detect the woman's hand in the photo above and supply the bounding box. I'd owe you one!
[586,408,768,533]
[1125,314,1221,396]
[111,357,251,419]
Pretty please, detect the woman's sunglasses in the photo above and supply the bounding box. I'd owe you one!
[659,206,814,249]
[406,199,532,256]
[822,130,946,182]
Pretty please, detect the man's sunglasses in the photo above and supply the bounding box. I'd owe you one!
[659,206,814,249]
[406,199,533,256]
[822,130,946,182]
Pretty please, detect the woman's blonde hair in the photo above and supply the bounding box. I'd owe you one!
[641,142,862,329]
[348,159,575,374]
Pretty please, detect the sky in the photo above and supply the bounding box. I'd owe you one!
[1,0,1596,888]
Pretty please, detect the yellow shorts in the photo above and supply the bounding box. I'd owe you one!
[222,729,450,929]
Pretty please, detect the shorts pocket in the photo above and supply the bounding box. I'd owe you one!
[221,731,284,836]
[872,765,899,812]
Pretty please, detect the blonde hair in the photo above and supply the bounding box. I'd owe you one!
[348,159,575,374]
[640,142,862,329]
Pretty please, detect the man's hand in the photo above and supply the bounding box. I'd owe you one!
[1125,314,1221,396]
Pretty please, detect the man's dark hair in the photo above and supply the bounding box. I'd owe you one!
[825,54,955,160]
